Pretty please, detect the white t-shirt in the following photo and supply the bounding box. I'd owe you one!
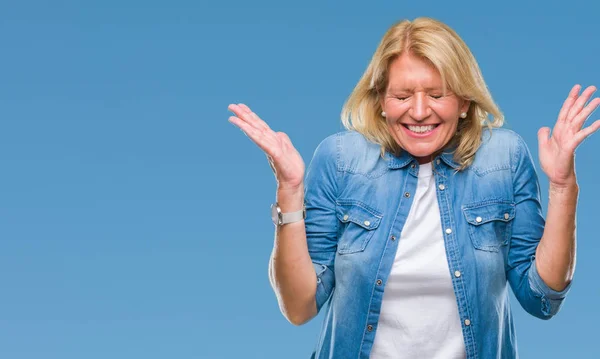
[370,162,466,359]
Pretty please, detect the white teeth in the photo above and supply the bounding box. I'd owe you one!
[407,125,436,133]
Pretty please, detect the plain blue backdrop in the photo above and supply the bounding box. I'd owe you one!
[0,1,598,358]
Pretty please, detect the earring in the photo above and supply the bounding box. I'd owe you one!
[381,111,387,117]
[460,112,467,119]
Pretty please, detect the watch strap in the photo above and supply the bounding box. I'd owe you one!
[280,207,306,224]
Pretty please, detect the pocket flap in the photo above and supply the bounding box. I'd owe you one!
[336,200,382,230]
[462,201,515,226]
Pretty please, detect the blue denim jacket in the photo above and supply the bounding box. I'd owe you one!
[303,128,571,359]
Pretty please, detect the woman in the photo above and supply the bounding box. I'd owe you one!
[228,17,599,359]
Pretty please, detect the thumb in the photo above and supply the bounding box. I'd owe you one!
[266,154,277,174]
[276,131,292,145]
[537,127,551,148]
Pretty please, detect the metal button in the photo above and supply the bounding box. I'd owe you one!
[504,213,510,220]
[445,228,452,234]
[364,220,371,227]
[343,214,349,221]
[438,184,445,190]
[376,279,382,285]
[475,216,482,223]
[404,192,410,198]
[410,163,416,168]
[367,325,373,332]
[436,159,441,165]
[454,270,461,278]
[464,319,471,326]
[391,235,396,241]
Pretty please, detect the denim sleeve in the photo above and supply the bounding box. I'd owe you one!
[304,133,339,312]
[506,135,572,319]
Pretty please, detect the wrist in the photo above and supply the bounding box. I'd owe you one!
[276,184,305,212]
[549,180,579,193]
[548,181,579,205]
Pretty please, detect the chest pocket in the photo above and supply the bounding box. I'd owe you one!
[335,200,383,254]
[462,200,515,252]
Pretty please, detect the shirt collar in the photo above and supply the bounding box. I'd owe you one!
[385,149,413,169]
[439,148,461,169]
[386,145,461,170]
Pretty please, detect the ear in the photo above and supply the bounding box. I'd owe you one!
[379,94,386,112]
[460,99,471,115]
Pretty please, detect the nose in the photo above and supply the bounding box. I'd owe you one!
[409,92,431,122]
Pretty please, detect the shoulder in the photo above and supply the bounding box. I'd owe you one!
[313,130,387,176]
[479,127,525,151]
[315,130,382,156]
[472,127,532,174]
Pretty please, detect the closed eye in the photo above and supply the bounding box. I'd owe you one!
[395,95,443,100]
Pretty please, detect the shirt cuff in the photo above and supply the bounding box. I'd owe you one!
[528,257,572,316]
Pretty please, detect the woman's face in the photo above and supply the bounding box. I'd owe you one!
[381,53,470,164]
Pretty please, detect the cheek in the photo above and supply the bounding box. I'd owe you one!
[383,101,409,118]
[430,102,457,117]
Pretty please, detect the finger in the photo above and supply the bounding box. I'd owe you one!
[237,103,272,132]
[227,103,270,133]
[537,126,551,148]
[572,119,600,147]
[572,97,600,129]
[557,84,581,123]
[566,85,597,123]
[228,116,278,156]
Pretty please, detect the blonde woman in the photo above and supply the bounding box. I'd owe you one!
[228,17,600,359]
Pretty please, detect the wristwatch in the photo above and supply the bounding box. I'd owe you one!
[271,202,306,226]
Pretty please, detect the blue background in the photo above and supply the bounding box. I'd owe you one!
[0,1,598,358]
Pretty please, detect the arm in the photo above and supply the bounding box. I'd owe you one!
[534,181,578,292]
[534,84,600,292]
[269,134,339,325]
[506,136,569,320]
[268,184,318,326]
[227,103,337,325]
[508,84,600,319]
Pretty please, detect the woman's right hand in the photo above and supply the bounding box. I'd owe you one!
[228,103,305,191]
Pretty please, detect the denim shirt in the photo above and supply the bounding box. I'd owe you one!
[303,128,571,359]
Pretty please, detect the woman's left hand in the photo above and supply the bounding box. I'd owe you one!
[538,84,600,187]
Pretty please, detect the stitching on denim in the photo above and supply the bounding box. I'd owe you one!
[336,199,384,218]
[338,165,389,179]
[439,175,479,358]
[462,199,516,210]
[358,168,411,357]
[511,134,523,174]
[335,133,342,237]
[470,164,511,177]
[335,199,382,254]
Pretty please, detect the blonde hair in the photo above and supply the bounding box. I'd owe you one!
[341,17,503,170]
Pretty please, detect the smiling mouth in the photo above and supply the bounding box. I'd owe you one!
[402,124,439,133]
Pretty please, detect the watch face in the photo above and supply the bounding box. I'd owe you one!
[271,203,281,225]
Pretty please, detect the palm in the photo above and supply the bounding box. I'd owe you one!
[228,103,305,190]
[538,85,600,186]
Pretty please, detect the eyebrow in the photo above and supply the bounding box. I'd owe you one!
[389,86,452,93]
[388,86,445,92]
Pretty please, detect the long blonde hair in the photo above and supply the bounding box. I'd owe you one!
[341,17,503,170]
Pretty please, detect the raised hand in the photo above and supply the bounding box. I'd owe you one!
[228,103,305,190]
[538,85,600,187]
